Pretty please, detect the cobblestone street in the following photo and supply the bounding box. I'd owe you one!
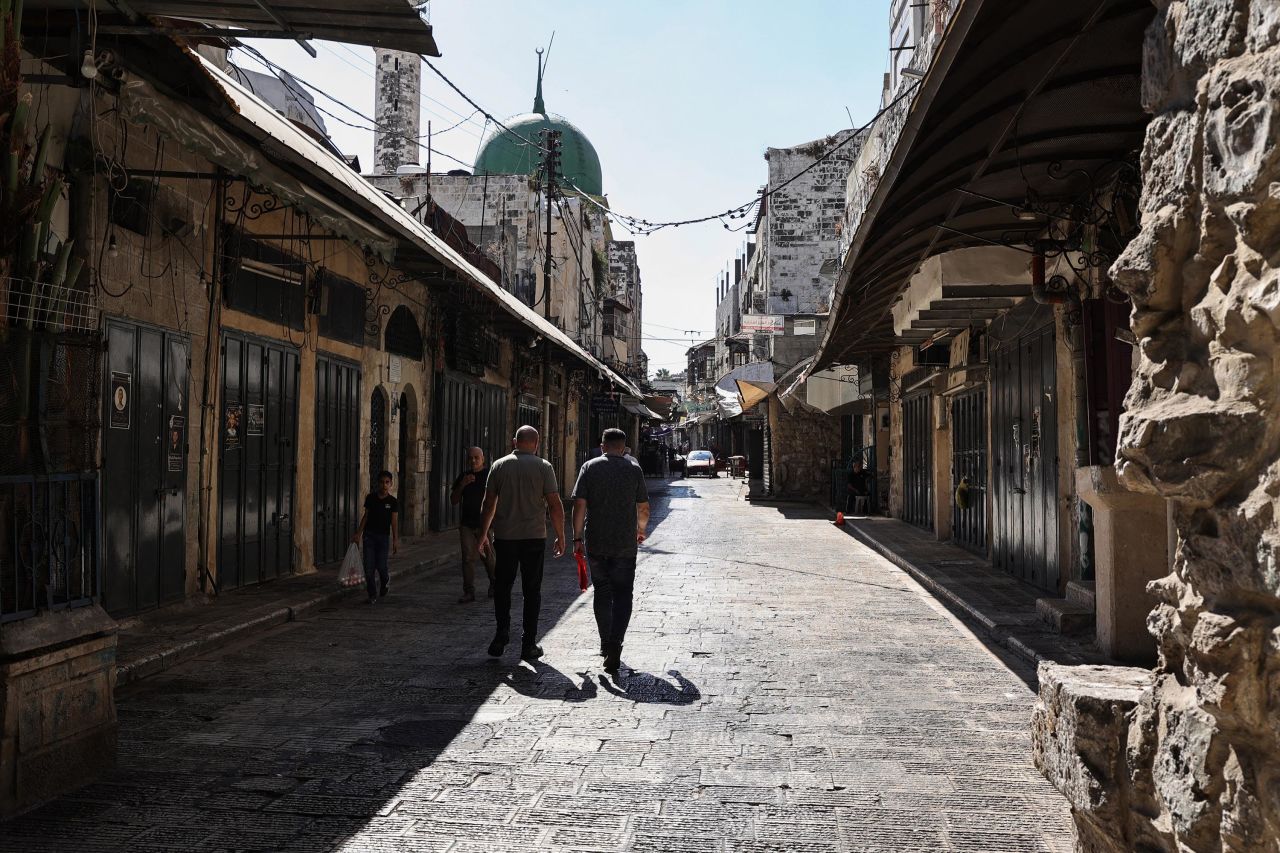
[5,478,1074,852]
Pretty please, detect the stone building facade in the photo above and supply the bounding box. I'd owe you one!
[0,30,641,817]
[759,130,861,315]
[603,240,643,378]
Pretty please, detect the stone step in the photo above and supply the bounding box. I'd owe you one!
[1036,596,1096,635]
[1066,580,1096,610]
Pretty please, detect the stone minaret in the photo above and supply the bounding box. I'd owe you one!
[373,49,421,174]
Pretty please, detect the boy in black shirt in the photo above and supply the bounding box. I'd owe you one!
[353,470,400,603]
[450,446,495,603]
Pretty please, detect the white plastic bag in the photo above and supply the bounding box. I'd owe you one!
[338,543,364,587]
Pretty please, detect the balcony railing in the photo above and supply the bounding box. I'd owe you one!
[0,473,100,622]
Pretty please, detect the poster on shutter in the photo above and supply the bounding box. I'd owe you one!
[246,403,264,436]
[109,372,131,429]
[224,404,242,449]
[167,415,186,471]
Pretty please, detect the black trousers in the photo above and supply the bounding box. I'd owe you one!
[493,538,546,643]
[588,551,637,647]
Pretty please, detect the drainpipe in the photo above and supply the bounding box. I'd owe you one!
[1030,244,1081,308]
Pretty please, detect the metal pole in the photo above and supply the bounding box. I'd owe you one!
[540,129,561,322]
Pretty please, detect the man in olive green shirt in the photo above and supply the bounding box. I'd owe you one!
[478,425,566,661]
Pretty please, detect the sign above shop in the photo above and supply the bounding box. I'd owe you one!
[742,314,784,335]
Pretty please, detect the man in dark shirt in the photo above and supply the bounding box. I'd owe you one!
[571,428,650,674]
[451,446,495,603]
[846,458,872,515]
[352,470,400,604]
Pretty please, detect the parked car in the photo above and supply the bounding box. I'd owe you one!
[685,450,717,477]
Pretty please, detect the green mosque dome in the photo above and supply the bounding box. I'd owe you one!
[473,53,604,196]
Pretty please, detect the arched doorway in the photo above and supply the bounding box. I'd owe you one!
[370,386,388,490]
[397,386,417,535]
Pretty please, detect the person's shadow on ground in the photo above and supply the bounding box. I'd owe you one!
[496,659,599,703]
[598,668,700,705]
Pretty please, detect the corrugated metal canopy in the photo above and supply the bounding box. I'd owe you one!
[814,0,1152,370]
[30,0,440,54]
[177,54,640,396]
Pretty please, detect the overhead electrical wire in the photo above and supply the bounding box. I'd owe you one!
[235,45,475,170]
[420,53,921,237]
[326,42,491,140]
[244,48,923,243]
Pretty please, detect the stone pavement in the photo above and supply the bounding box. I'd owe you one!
[3,477,1075,852]
[115,535,461,685]
[843,518,1110,668]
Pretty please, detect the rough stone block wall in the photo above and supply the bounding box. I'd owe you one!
[767,399,841,502]
[1039,3,1280,850]
[765,131,862,315]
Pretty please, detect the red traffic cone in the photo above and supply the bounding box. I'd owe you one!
[834,512,845,525]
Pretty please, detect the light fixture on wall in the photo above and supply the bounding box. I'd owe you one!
[80,50,99,80]
[901,67,925,79]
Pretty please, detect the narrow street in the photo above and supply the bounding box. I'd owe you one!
[5,478,1073,852]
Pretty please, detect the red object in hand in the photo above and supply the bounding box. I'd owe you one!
[576,552,590,592]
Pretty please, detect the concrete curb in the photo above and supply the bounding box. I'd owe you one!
[843,524,1096,669]
[116,552,456,687]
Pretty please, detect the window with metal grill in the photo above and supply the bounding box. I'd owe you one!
[317,272,366,346]
[222,231,306,330]
[384,305,424,360]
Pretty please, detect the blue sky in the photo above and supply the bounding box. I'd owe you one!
[247,0,892,376]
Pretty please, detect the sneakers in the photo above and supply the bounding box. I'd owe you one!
[602,643,622,674]
[487,634,508,657]
[457,592,476,604]
[519,643,544,662]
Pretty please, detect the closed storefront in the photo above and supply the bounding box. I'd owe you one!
[101,319,189,615]
[902,389,933,531]
[218,331,299,589]
[949,387,987,555]
[431,373,508,531]
[991,320,1059,592]
[313,355,361,566]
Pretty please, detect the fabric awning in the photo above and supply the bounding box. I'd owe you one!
[715,387,742,419]
[735,379,775,413]
[715,361,775,393]
[814,0,1152,368]
[28,0,441,55]
[623,401,662,420]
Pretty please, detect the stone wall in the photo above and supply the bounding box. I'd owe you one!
[1035,3,1280,850]
[767,397,841,502]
